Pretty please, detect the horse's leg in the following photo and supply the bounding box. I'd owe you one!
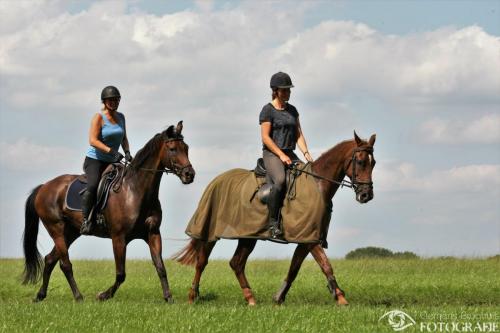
[34,229,80,302]
[147,230,173,303]
[273,244,310,305]
[97,235,126,301]
[309,244,348,305]
[33,246,58,302]
[229,238,257,306]
[52,232,84,301]
[188,241,216,304]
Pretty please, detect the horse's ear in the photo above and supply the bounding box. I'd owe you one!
[165,125,175,138]
[369,133,376,146]
[354,130,363,146]
[176,120,183,135]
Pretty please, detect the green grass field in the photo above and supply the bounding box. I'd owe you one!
[1,258,498,332]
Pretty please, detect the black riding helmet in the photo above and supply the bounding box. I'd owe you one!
[270,72,294,89]
[101,86,121,101]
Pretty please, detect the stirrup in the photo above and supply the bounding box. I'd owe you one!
[269,226,287,244]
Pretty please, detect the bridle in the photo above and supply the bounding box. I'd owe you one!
[164,137,193,176]
[123,137,192,177]
[289,145,374,192]
[346,146,374,191]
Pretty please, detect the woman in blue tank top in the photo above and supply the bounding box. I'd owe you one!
[80,86,132,235]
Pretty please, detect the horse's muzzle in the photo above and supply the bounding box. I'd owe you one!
[180,166,195,184]
[355,184,374,204]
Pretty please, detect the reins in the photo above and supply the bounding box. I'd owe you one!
[288,145,374,192]
[119,137,191,176]
[289,163,355,189]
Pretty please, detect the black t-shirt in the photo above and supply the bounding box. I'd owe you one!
[259,103,299,151]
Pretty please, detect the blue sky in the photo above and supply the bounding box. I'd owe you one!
[0,0,499,259]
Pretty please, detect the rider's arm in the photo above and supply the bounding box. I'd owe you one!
[120,114,130,153]
[261,122,292,165]
[89,113,113,153]
[296,118,313,162]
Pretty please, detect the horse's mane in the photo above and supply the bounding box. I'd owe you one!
[129,125,181,172]
[130,133,164,171]
[313,138,367,170]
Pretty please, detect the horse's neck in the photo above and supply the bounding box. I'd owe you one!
[127,153,164,198]
[311,140,354,201]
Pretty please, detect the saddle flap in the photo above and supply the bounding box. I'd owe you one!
[77,174,87,183]
[256,183,272,204]
[65,163,124,212]
[253,158,266,177]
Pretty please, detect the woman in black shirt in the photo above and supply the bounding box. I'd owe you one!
[259,72,313,241]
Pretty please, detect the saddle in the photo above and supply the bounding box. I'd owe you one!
[65,163,125,224]
[252,158,304,204]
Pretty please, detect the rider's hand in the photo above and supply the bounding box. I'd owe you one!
[279,153,292,165]
[125,150,133,162]
[109,148,124,162]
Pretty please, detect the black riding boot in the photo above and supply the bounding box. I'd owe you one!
[267,188,287,243]
[80,191,95,235]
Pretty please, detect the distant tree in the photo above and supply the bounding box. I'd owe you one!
[345,246,393,259]
[393,251,419,259]
[345,247,419,259]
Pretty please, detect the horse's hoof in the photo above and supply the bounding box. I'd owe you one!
[75,295,84,302]
[33,294,46,303]
[272,294,284,305]
[248,299,257,306]
[96,292,111,301]
[188,290,199,304]
[336,295,349,306]
[164,295,174,304]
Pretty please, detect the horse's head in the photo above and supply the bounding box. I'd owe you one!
[345,131,376,204]
[161,121,195,184]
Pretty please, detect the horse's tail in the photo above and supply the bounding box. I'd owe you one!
[22,184,44,285]
[171,238,202,267]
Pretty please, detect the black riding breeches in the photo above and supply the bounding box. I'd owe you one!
[83,156,110,195]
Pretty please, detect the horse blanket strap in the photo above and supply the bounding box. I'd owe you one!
[185,166,329,244]
[286,163,309,201]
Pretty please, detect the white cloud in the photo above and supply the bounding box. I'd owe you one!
[264,22,500,106]
[419,114,500,144]
[0,138,79,172]
[0,2,499,259]
[376,161,500,193]
[1,4,498,119]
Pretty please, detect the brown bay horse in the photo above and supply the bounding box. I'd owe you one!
[174,131,376,305]
[22,121,194,302]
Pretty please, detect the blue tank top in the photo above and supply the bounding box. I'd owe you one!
[86,111,125,162]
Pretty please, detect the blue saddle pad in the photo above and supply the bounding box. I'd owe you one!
[66,177,87,211]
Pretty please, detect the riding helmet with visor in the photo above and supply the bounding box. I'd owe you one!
[270,72,294,89]
[101,86,121,101]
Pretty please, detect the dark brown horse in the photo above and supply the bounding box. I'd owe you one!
[22,121,194,302]
[174,131,376,305]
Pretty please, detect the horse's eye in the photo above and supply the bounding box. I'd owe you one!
[169,148,177,153]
